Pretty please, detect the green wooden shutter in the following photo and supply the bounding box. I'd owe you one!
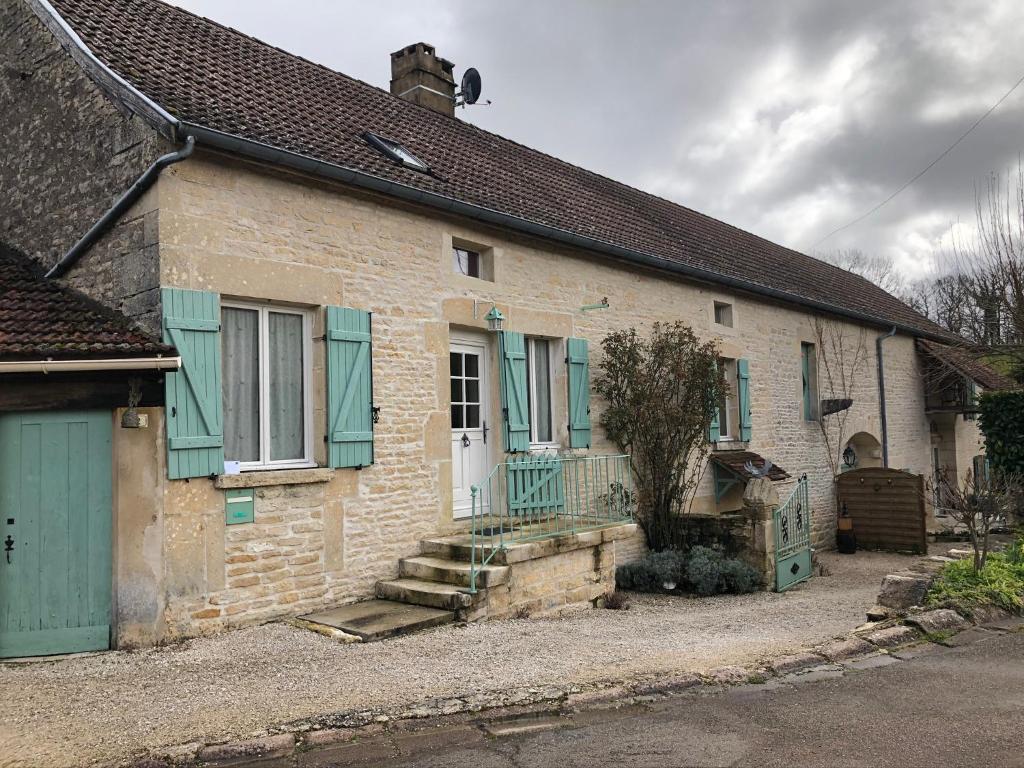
[162,288,224,479]
[708,360,721,442]
[737,358,752,441]
[801,344,812,420]
[499,331,530,453]
[326,306,374,469]
[566,337,592,449]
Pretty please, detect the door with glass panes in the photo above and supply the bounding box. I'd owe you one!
[450,335,490,518]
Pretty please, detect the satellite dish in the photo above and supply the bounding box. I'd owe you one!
[460,67,482,105]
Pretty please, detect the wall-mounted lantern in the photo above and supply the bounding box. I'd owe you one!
[842,444,857,469]
[485,305,505,332]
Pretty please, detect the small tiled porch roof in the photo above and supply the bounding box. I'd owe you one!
[916,339,1016,391]
[710,450,791,482]
[0,243,172,361]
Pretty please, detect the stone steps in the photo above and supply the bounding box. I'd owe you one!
[399,555,510,589]
[418,537,502,564]
[376,577,475,611]
[297,599,454,642]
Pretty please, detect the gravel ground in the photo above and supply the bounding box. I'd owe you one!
[0,549,915,768]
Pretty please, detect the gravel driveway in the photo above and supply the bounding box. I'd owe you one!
[0,549,912,768]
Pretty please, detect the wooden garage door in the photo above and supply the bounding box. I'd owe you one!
[0,411,113,658]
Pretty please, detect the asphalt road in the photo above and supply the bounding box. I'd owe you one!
[255,630,1024,768]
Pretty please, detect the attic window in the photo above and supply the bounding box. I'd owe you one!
[363,132,429,172]
[714,301,733,327]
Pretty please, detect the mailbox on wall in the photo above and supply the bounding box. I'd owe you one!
[225,488,255,525]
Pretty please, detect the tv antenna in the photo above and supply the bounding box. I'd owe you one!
[456,67,491,108]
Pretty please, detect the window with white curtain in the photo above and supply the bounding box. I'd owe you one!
[717,357,739,440]
[222,302,312,469]
[525,337,554,445]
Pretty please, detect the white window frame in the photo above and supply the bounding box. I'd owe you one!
[222,300,315,471]
[525,337,558,449]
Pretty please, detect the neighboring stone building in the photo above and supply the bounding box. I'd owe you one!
[0,0,1007,655]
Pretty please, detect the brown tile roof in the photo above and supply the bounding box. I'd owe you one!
[0,242,172,360]
[916,339,1017,391]
[46,0,953,339]
[710,450,791,482]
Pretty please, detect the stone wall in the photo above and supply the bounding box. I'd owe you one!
[678,513,752,556]
[0,0,169,333]
[139,153,940,638]
[613,527,650,567]
[467,527,632,621]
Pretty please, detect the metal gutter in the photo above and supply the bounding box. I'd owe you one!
[0,356,182,374]
[46,136,195,279]
[181,123,950,343]
[876,326,898,467]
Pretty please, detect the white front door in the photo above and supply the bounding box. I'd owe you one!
[450,336,490,519]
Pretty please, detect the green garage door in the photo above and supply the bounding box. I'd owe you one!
[0,411,113,658]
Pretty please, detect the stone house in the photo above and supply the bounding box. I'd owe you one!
[0,0,1005,655]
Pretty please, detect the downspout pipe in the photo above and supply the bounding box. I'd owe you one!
[876,326,897,467]
[46,135,195,279]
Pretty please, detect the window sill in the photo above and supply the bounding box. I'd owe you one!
[529,443,561,453]
[214,467,334,489]
[712,440,749,451]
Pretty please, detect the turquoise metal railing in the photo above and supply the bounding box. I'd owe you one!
[468,453,634,592]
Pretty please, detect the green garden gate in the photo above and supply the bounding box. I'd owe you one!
[774,474,812,592]
[0,411,113,658]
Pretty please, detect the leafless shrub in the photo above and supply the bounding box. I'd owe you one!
[601,591,631,610]
[928,469,1024,572]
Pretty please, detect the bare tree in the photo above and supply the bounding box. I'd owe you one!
[930,468,1023,572]
[944,162,1024,374]
[818,249,905,297]
[904,273,977,338]
[811,317,870,479]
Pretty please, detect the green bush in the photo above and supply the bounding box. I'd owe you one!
[616,550,687,592]
[615,547,760,596]
[719,556,762,594]
[686,546,761,596]
[925,548,1024,616]
[978,391,1024,477]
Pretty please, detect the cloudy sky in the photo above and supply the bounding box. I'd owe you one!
[169,0,1024,280]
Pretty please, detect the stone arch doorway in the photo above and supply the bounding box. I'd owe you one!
[841,432,883,472]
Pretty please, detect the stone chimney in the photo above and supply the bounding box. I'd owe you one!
[390,43,456,117]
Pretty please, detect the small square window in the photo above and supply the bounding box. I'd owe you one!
[453,247,480,278]
[713,301,733,327]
